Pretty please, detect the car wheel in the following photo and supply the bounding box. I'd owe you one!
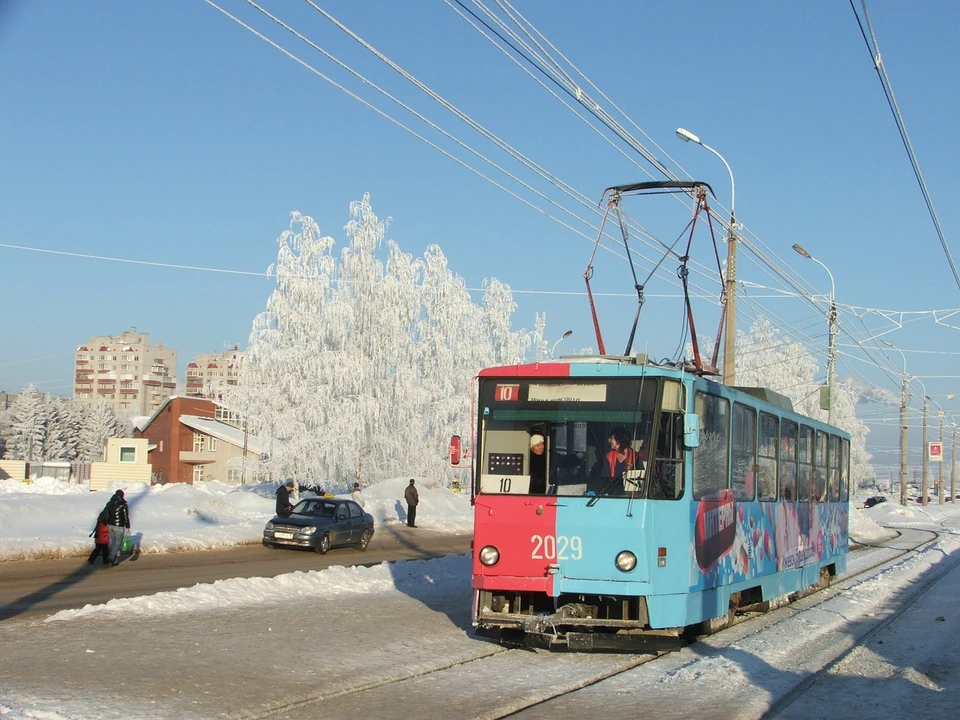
[356,529,372,551]
[315,533,331,555]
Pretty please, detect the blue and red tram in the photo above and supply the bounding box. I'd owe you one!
[469,354,850,651]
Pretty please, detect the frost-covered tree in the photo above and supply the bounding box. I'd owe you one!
[79,401,121,462]
[219,194,531,487]
[9,385,46,462]
[734,318,873,487]
[43,395,70,461]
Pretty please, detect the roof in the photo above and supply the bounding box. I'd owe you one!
[179,415,266,455]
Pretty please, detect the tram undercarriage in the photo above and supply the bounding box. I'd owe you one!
[474,564,836,652]
[474,589,684,652]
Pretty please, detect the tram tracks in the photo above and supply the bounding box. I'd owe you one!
[244,529,942,720]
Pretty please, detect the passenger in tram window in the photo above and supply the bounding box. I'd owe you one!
[529,433,547,494]
[606,427,636,478]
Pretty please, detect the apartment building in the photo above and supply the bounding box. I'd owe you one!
[74,328,177,417]
[185,345,245,398]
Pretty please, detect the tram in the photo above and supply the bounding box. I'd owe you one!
[467,357,849,651]
[462,181,850,651]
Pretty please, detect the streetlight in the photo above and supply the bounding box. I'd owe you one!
[793,244,837,425]
[881,339,909,506]
[676,127,737,386]
[551,330,573,358]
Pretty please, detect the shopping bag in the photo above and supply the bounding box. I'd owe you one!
[121,534,132,553]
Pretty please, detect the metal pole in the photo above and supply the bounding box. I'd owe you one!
[723,211,737,387]
[883,340,909,506]
[938,412,944,504]
[827,300,837,425]
[952,425,957,503]
[793,245,836,423]
[922,396,929,506]
[900,374,909,506]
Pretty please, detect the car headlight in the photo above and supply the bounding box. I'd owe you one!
[265,522,275,530]
[615,550,637,573]
[478,545,500,566]
[299,526,317,535]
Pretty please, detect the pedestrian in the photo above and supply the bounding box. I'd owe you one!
[276,479,295,517]
[87,507,110,566]
[351,482,365,508]
[105,489,130,566]
[404,478,419,528]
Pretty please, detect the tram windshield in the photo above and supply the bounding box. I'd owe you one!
[476,377,661,498]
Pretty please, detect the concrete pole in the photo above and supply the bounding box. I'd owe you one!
[900,374,909,506]
[938,414,944,504]
[952,425,957,503]
[922,398,929,506]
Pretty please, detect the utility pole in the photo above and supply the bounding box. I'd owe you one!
[938,412,944,504]
[921,397,929,506]
[899,374,908,506]
[882,340,909,506]
[952,425,957,503]
[676,127,737,386]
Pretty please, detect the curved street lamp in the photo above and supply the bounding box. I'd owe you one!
[676,127,737,386]
[551,330,573,358]
[793,244,837,425]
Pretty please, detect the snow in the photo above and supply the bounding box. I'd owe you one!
[1,480,958,719]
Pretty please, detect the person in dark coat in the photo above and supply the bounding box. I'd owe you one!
[404,478,419,528]
[276,479,295,517]
[105,490,130,566]
[87,511,111,566]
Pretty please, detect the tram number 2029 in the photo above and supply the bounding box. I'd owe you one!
[530,534,583,560]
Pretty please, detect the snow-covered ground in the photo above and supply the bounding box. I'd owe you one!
[0,475,472,561]
[1,480,958,719]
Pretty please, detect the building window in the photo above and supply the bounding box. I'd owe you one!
[228,468,241,483]
[119,446,137,462]
[193,464,205,483]
[193,433,205,452]
[208,437,217,451]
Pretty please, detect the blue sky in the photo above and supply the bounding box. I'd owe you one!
[1,1,958,474]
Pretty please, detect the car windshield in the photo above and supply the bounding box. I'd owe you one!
[292,500,337,517]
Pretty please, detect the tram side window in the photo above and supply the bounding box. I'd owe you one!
[650,412,684,500]
[758,412,779,501]
[693,391,729,500]
[841,438,850,502]
[797,426,814,502]
[828,435,841,501]
[814,430,828,502]
[731,403,756,501]
[780,420,797,502]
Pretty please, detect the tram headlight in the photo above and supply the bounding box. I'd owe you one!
[615,550,637,573]
[478,545,500,566]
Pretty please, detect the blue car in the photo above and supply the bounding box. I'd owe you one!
[263,498,374,554]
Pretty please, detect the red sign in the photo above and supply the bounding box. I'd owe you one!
[494,384,520,402]
[694,489,736,572]
[929,442,943,462]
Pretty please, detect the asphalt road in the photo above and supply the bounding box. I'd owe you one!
[0,524,471,621]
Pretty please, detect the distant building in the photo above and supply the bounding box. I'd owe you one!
[73,328,177,417]
[134,396,263,485]
[0,391,16,411]
[185,345,245,399]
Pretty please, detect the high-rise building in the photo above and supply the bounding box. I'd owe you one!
[74,328,177,416]
[185,345,245,399]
